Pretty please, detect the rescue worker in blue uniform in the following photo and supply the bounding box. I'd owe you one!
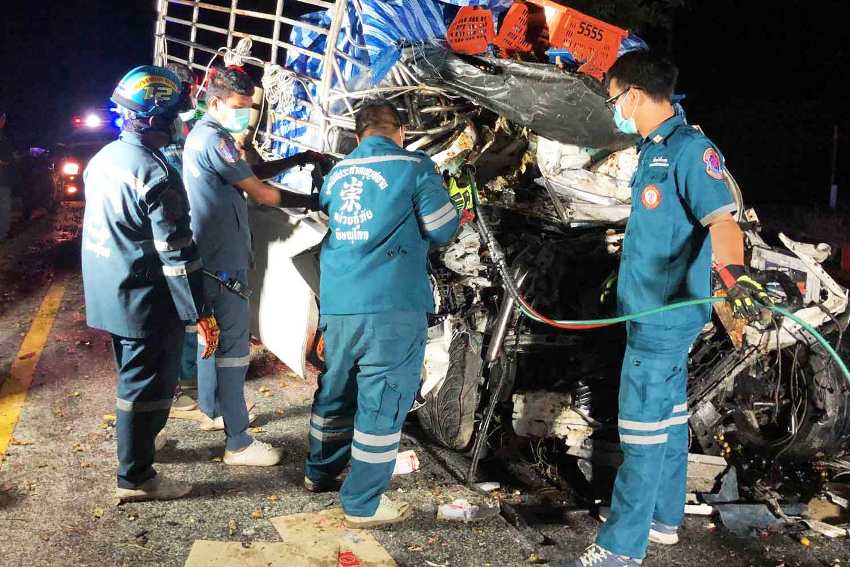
[304,99,461,528]
[565,51,770,567]
[160,61,204,414]
[81,66,221,503]
[183,66,324,466]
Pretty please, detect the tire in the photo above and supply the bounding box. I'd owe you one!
[417,331,482,451]
[780,340,850,459]
[734,338,850,460]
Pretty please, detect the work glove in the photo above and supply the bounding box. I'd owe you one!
[298,150,335,175]
[447,171,478,225]
[306,191,321,212]
[717,264,772,322]
[197,315,221,359]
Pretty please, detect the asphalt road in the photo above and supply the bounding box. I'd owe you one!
[0,207,847,567]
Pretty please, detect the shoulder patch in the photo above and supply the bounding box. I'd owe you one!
[217,137,240,164]
[703,147,725,180]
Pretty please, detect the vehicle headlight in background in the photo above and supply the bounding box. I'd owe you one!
[84,114,102,128]
[65,185,79,195]
[62,161,81,176]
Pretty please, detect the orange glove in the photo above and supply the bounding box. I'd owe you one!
[197,315,220,359]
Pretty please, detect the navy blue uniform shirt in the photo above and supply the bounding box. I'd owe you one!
[81,131,206,338]
[182,114,254,272]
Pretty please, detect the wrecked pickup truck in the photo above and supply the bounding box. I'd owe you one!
[153,0,850,476]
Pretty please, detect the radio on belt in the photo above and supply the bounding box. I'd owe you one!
[203,270,252,299]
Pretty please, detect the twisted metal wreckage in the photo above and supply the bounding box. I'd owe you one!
[153,0,850,487]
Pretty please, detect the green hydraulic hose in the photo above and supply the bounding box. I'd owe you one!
[517,297,850,385]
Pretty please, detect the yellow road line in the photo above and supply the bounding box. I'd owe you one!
[0,276,67,460]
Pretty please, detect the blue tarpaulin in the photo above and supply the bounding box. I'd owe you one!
[360,0,448,83]
[269,1,648,165]
[271,0,451,166]
[270,9,368,162]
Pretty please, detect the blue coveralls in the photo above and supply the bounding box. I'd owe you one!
[183,114,254,451]
[597,115,736,559]
[161,140,199,391]
[305,135,460,517]
[81,130,206,489]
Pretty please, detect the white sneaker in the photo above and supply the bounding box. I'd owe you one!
[171,392,198,412]
[155,431,167,452]
[345,495,411,528]
[115,475,192,503]
[223,440,282,467]
[199,410,257,432]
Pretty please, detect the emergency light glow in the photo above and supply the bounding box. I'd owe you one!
[62,161,81,176]
[84,114,103,128]
[72,116,83,127]
[65,185,79,195]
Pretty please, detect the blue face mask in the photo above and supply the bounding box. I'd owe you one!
[220,105,252,134]
[613,100,638,135]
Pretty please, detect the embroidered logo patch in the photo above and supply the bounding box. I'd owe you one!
[641,185,662,209]
[217,137,240,164]
[703,147,724,180]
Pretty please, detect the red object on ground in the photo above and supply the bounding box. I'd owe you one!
[493,2,534,56]
[447,6,495,55]
[526,0,628,79]
[338,551,362,567]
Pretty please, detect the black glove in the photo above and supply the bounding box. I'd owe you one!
[306,192,320,212]
[717,264,772,322]
[298,150,335,175]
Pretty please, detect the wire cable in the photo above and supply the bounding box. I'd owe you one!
[513,296,850,385]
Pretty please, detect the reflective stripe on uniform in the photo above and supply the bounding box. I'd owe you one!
[154,236,193,252]
[116,398,173,412]
[699,203,737,227]
[185,325,198,332]
[338,155,421,167]
[311,414,354,428]
[353,429,402,447]
[423,211,457,232]
[351,445,398,464]
[618,414,690,432]
[215,355,250,368]
[619,433,668,445]
[422,206,457,233]
[672,402,688,413]
[420,203,455,225]
[665,414,689,427]
[162,258,202,277]
[310,426,354,442]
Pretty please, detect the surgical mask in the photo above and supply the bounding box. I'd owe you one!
[178,108,198,123]
[613,100,638,135]
[219,104,252,134]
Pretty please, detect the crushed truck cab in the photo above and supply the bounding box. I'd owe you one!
[154,0,850,469]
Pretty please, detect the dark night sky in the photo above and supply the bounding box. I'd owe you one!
[1,0,847,210]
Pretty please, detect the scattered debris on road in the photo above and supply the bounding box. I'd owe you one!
[436,498,500,523]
